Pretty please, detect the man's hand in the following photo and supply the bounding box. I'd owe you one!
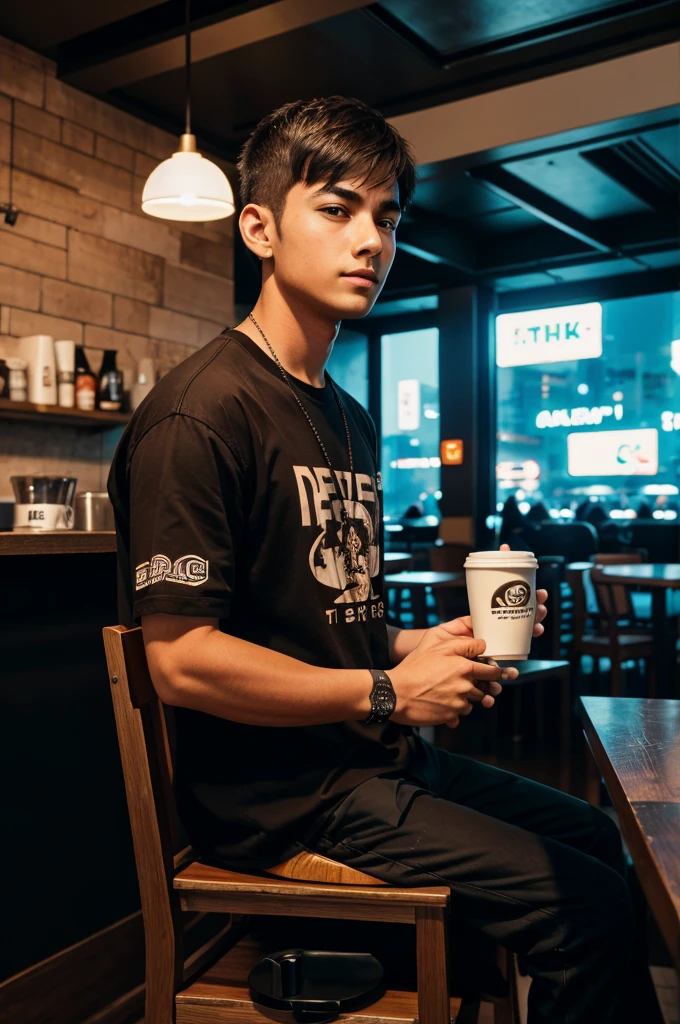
[390,632,507,730]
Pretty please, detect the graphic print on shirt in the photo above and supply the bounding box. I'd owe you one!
[294,465,382,604]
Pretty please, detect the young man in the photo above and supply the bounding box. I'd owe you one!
[109,97,659,1023]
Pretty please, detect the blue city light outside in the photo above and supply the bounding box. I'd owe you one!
[496,291,680,520]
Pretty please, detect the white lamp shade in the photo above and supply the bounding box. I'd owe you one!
[142,150,235,221]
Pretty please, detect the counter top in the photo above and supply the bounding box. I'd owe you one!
[0,531,117,556]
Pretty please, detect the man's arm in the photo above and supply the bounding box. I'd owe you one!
[386,623,426,666]
[144,613,374,726]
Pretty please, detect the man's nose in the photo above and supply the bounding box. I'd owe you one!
[351,216,382,257]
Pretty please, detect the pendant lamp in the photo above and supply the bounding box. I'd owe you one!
[142,0,234,221]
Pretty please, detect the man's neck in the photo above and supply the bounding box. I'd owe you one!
[235,284,338,389]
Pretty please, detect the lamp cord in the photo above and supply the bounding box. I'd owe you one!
[184,0,191,136]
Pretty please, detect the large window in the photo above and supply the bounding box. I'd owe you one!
[380,327,440,521]
[326,329,369,409]
[496,291,680,521]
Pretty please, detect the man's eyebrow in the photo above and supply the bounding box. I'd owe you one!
[312,183,401,215]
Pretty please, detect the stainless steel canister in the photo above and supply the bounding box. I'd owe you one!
[74,491,115,531]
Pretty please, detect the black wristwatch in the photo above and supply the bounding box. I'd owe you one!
[364,668,397,724]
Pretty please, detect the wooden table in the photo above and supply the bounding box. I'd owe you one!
[384,571,465,629]
[601,564,680,694]
[580,696,680,1007]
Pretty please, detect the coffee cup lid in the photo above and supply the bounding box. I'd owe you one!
[464,550,538,569]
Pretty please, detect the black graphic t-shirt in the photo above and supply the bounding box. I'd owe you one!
[108,329,416,869]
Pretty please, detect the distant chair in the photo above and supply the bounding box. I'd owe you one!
[526,502,549,523]
[429,543,472,621]
[625,522,680,563]
[566,564,654,697]
[531,521,598,563]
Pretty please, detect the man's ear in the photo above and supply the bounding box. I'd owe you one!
[239,202,276,260]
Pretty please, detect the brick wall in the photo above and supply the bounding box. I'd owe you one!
[0,35,235,499]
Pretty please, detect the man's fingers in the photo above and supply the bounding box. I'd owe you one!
[468,659,503,682]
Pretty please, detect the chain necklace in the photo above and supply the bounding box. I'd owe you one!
[248,312,354,476]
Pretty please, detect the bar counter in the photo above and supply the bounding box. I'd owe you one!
[0,528,141,1006]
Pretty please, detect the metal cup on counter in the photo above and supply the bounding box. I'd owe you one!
[74,491,115,531]
[11,476,77,531]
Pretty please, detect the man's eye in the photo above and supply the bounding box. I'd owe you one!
[322,205,346,217]
[379,220,397,231]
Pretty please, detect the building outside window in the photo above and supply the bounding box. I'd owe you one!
[495,291,680,522]
[380,327,441,522]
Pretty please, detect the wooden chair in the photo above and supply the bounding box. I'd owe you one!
[567,567,655,697]
[103,624,520,1024]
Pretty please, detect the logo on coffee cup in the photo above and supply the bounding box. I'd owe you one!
[491,580,531,609]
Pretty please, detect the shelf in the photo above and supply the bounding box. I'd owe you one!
[0,530,117,556]
[0,397,130,429]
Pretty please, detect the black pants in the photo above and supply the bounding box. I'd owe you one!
[303,739,662,1024]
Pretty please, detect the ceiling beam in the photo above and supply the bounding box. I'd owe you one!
[62,0,370,92]
[396,208,476,274]
[581,145,679,216]
[475,213,678,276]
[496,266,680,313]
[468,164,613,253]
[389,44,680,167]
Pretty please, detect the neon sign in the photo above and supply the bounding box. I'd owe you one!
[496,302,602,368]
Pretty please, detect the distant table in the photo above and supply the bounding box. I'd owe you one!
[384,552,413,572]
[601,564,680,693]
[384,571,465,629]
[580,696,680,1002]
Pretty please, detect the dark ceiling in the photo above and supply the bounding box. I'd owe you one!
[1,0,677,313]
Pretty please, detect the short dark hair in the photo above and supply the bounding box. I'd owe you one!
[237,96,417,224]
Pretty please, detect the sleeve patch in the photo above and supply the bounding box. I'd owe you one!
[135,554,209,590]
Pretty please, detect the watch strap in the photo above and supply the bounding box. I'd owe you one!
[364,668,396,724]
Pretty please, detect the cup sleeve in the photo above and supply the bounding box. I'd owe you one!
[128,413,245,622]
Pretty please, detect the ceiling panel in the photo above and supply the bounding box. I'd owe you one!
[641,125,680,174]
[501,150,650,219]
[0,0,157,50]
[494,271,560,291]
[376,0,632,57]
[548,257,645,280]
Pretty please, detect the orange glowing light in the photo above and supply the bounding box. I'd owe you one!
[441,439,464,465]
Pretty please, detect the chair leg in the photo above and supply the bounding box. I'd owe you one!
[585,740,601,808]
[533,682,545,754]
[646,654,656,698]
[559,668,572,794]
[609,655,622,697]
[490,948,521,1024]
[416,906,451,1024]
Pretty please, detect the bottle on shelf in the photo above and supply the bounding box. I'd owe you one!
[97,349,124,412]
[74,346,98,411]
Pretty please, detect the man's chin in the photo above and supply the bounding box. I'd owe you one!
[332,295,379,320]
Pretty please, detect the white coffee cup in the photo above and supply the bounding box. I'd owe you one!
[464,550,538,661]
[13,502,74,531]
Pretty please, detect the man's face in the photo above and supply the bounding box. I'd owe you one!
[269,176,401,319]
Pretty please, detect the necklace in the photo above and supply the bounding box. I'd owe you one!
[248,312,354,476]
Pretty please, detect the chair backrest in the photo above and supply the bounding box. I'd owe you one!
[103,625,185,1009]
[531,521,598,562]
[565,566,589,646]
[429,543,472,573]
[533,556,565,659]
[589,567,635,630]
[593,553,644,565]
[103,625,236,1017]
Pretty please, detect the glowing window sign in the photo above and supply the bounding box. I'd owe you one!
[496,302,602,368]
[567,428,658,477]
[536,404,623,429]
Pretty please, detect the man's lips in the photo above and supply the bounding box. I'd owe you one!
[342,269,378,287]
